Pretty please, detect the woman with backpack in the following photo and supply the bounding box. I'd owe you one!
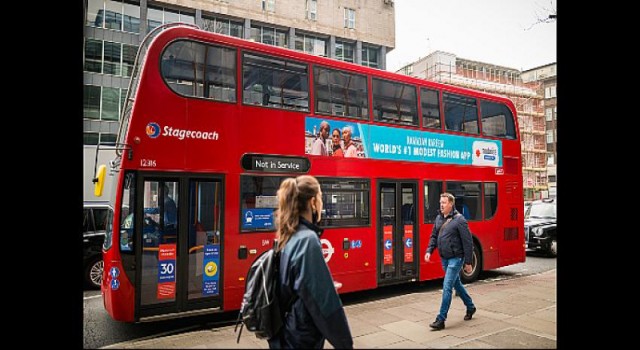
[268,175,353,349]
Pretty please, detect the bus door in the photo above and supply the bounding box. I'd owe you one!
[136,174,224,320]
[377,181,418,285]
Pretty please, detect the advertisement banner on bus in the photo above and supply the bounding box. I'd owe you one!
[305,116,502,167]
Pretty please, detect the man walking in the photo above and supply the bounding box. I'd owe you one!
[424,193,476,330]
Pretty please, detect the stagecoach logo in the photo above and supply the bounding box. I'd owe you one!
[145,122,220,141]
[146,122,161,138]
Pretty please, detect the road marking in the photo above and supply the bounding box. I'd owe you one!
[84,294,102,301]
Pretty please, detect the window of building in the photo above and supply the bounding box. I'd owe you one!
[306,0,317,20]
[100,133,117,145]
[84,85,128,121]
[314,66,368,119]
[320,178,370,227]
[554,106,557,120]
[87,0,104,28]
[84,132,118,146]
[421,88,441,129]
[372,78,418,126]
[402,65,413,75]
[202,16,244,38]
[484,182,497,220]
[335,41,355,63]
[121,88,128,110]
[250,25,288,48]
[86,38,135,77]
[344,8,355,28]
[84,39,103,73]
[545,85,557,98]
[161,40,237,102]
[480,100,516,139]
[147,5,195,33]
[122,44,136,77]
[122,1,141,33]
[443,93,479,134]
[164,8,180,24]
[446,182,482,221]
[548,174,556,182]
[147,6,163,32]
[545,108,552,121]
[103,41,122,75]
[84,132,100,145]
[262,0,276,12]
[423,181,443,223]
[546,130,554,144]
[361,45,379,68]
[102,87,121,121]
[243,53,309,111]
[84,85,101,119]
[294,33,327,56]
[87,0,139,33]
[104,0,124,31]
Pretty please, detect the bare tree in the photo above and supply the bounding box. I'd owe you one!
[525,0,557,31]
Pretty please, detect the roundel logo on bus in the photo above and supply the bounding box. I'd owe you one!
[321,238,334,263]
[146,122,161,138]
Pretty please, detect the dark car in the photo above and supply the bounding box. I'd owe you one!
[524,198,557,257]
[83,202,112,289]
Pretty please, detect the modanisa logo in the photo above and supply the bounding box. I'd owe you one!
[145,122,220,141]
[471,141,500,167]
[146,122,161,138]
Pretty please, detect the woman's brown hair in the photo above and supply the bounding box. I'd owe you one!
[275,175,320,251]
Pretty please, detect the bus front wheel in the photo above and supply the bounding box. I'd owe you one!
[460,243,481,284]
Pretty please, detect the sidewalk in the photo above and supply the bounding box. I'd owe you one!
[104,269,556,349]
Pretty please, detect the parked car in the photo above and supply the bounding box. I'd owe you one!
[524,198,557,257]
[83,202,112,289]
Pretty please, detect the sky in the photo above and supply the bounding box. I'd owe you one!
[386,0,556,72]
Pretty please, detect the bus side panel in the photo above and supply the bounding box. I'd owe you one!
[323,227,377,294]
[102,257,135,322]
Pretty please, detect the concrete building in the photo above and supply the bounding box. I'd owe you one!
[397,51,547,201]
[522,63,557,198]
[83,0,396,200]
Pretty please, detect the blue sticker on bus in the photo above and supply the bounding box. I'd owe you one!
[241,208,274,230]
[111,279,120,290]
[110,267,120,278]
[158,260,176,282]
[405,238,413,248]
[203,244,220,296]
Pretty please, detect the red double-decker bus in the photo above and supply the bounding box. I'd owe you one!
[98,24,524,322]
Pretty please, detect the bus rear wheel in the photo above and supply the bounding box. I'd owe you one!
[460,244,481,284]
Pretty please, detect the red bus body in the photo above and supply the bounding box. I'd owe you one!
[102,25,524,322]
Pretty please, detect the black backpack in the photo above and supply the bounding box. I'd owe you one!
[234,246,296,343]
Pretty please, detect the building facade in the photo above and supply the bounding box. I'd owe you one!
[83,0,396,200]
[522,63,556,198]
[397,51,547,201]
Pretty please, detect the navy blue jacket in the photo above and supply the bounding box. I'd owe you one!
[268,218,353,349]
[426,209,473,265]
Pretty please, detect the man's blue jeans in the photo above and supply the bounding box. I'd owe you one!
[437,257,475,321]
